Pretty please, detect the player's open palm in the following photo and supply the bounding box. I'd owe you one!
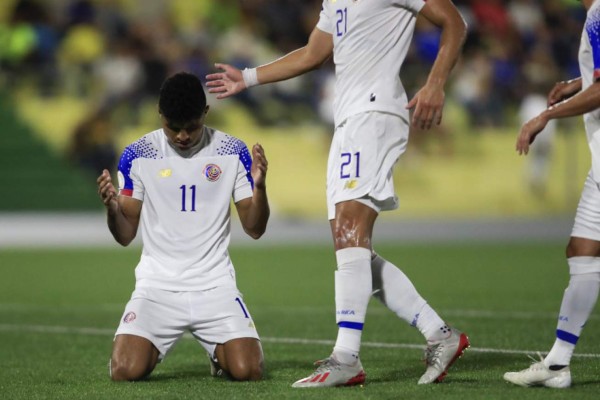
[407,84,445,130]
[516,115,547,155]
[251,143,268,190]
[206,63,246,99]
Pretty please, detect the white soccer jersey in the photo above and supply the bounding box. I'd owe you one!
[117,127,254,291]
[316,0,426,126]
[579,0,600,183]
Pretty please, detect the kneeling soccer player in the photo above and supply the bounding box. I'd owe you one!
[96,72,269,381]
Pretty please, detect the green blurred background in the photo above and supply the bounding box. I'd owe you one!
[0,0,590,220]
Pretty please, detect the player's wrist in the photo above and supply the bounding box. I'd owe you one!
[105,197,119,212]
[242,68,259,88]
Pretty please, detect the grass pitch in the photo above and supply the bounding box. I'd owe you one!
[1,242,599,399]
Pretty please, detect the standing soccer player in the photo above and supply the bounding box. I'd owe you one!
[206,0,468,387]
[96,72,269,381]
[504,0,600,389]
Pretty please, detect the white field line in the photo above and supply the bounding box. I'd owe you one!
[1,323,599,358]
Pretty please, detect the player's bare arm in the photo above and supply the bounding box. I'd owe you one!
[547,78,582,106]
[97,169,142,246]
[236,144,270,240]
[517,80,600,155]
[407,0,467,130]
[206,28,333,99]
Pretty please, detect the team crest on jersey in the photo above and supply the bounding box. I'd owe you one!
[204,164,222,182]
[123,312,136,323]
[158,168,172,178]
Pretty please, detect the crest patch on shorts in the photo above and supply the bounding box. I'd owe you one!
[123,312,136,323]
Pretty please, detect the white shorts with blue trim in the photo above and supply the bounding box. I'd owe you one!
[327,112,409,220]
[115,285,259,360]
[571,170,600,242]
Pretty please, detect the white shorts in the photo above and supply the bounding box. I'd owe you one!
[571,170,600,241]
[115,286,259,360]
[327,112,409,220]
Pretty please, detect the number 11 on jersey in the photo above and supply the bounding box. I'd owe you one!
[180,184,196,212]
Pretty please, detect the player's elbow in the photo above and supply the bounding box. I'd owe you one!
[114,233,136,247]
[244,226,266,240]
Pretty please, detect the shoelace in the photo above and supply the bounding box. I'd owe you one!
[423,343,444,367]
[522,352,547,371]
[311,357,341,373]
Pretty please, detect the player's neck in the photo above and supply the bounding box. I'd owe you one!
[168,136,204,158]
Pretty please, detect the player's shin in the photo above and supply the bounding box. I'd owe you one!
[545,256,600,367]
[333,247,372,365]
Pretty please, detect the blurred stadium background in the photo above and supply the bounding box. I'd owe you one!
[3,1,600,398]
[0,0,591,234]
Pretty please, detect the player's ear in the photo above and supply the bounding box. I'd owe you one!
[204,105,210,116]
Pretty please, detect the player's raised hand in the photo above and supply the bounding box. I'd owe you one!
[516,115,548,156]
[406,83,445,130]
[251,143,268,190]
[97,169,118,207]
[206,63,246,99]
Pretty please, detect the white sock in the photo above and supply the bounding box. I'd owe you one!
[371,254,447,342]
[332,247,372,364]
[545,257,600,367]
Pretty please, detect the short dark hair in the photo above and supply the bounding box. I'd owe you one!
[158,72,206,124]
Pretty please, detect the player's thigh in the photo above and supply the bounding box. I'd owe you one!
[111,334,159,380]
[569,172,600,257]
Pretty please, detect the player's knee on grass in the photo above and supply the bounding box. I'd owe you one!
[110,334,159,381]
[226,357,263,381]
[217,339,264,381]
[110,355,155,381]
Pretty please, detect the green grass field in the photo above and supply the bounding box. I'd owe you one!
[1,243,599,399]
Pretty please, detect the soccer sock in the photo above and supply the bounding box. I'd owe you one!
[333,247,372,365]
[544,256,600,367]
[371,254,448,342]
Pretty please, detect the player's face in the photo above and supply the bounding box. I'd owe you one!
[161,106,208,150]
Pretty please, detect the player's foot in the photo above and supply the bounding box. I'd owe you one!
[418,327,470,384]
[207,353,224,378]
[503,354,571,388]
[291,355,366,388]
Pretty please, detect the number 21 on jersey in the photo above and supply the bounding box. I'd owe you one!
[336,8,347,37]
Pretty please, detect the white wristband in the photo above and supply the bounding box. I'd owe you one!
[242,68,259,88]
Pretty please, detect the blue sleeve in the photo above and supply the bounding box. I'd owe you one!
[586,8,600,80]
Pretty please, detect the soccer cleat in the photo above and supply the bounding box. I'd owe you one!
[418,327,470,384]
[207,353,225,378]
[291,356,366,388]
[503,354,571,388]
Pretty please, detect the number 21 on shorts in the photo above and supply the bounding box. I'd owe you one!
[340,152,360,179]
